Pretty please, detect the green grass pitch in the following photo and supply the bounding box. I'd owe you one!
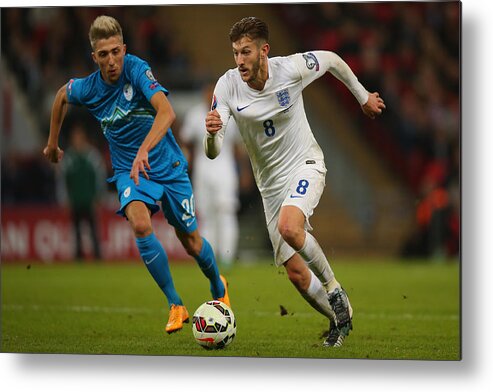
[1,259,460,360]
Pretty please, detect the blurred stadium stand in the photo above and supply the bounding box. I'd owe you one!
[1,4,459,262]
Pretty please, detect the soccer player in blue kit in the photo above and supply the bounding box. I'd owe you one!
[43,15,230,334]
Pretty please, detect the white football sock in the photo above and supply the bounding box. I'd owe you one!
[298,232,339,291]
[301,270,336,321]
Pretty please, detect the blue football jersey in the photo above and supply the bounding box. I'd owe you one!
[66,54,187,182]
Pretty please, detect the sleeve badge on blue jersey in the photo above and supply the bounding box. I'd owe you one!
[150,81,161,90]
[302,53,320,71]
[145,69,157,81]
[67,78,74,96]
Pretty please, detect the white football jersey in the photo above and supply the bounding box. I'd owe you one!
[212,52,338,198]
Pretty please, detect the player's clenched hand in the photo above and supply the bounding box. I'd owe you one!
[362,92,386,119]
[43,145,64,163]
[205,109,223,134]
[130,149,150,186]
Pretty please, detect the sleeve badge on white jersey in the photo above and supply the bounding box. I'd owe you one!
[302,53,320,71]
[276,88,291,107]
[211,94,218,110]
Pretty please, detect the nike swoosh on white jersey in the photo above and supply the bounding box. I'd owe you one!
[236,104,251,112]
[289,195,303,199]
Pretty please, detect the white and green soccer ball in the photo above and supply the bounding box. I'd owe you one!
[192,300,236,349]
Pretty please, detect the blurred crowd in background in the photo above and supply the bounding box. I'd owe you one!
[1,3,460,259]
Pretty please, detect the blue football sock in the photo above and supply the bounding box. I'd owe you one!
[135,233,182,308]
[195,237,225,299]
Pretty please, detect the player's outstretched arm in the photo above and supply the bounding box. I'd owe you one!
[362,92,386,119]
[130,91,175,185]
[43,84,68,163]
[315,51,386,119]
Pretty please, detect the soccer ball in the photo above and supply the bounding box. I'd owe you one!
[192,300,236,349]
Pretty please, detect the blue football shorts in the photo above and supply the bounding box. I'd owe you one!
[110,173,198,234]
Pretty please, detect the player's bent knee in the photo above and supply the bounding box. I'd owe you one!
[183,242,201,257]
[125,202,153,238]
[130,218,152,237]
[131,220,153,238]
[278,223,304,250]
[178,232,203,257]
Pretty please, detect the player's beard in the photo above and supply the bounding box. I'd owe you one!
[246,54,262,84]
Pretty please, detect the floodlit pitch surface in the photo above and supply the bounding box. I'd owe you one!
[1,259,460,360]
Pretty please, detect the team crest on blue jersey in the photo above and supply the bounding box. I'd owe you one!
[276,88,290,107]
[303,52,320,71]
[211,94,218,110]
[123,84,133,101]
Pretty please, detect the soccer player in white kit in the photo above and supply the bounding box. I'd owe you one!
[205,17,386,346]
[181,81,242,267]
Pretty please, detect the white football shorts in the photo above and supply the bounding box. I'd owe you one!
[263,161,327,266]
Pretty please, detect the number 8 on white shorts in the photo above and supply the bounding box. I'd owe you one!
[282,166,326,219]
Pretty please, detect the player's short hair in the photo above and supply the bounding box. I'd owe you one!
[229,17,269,44]
[89,15,123,50]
